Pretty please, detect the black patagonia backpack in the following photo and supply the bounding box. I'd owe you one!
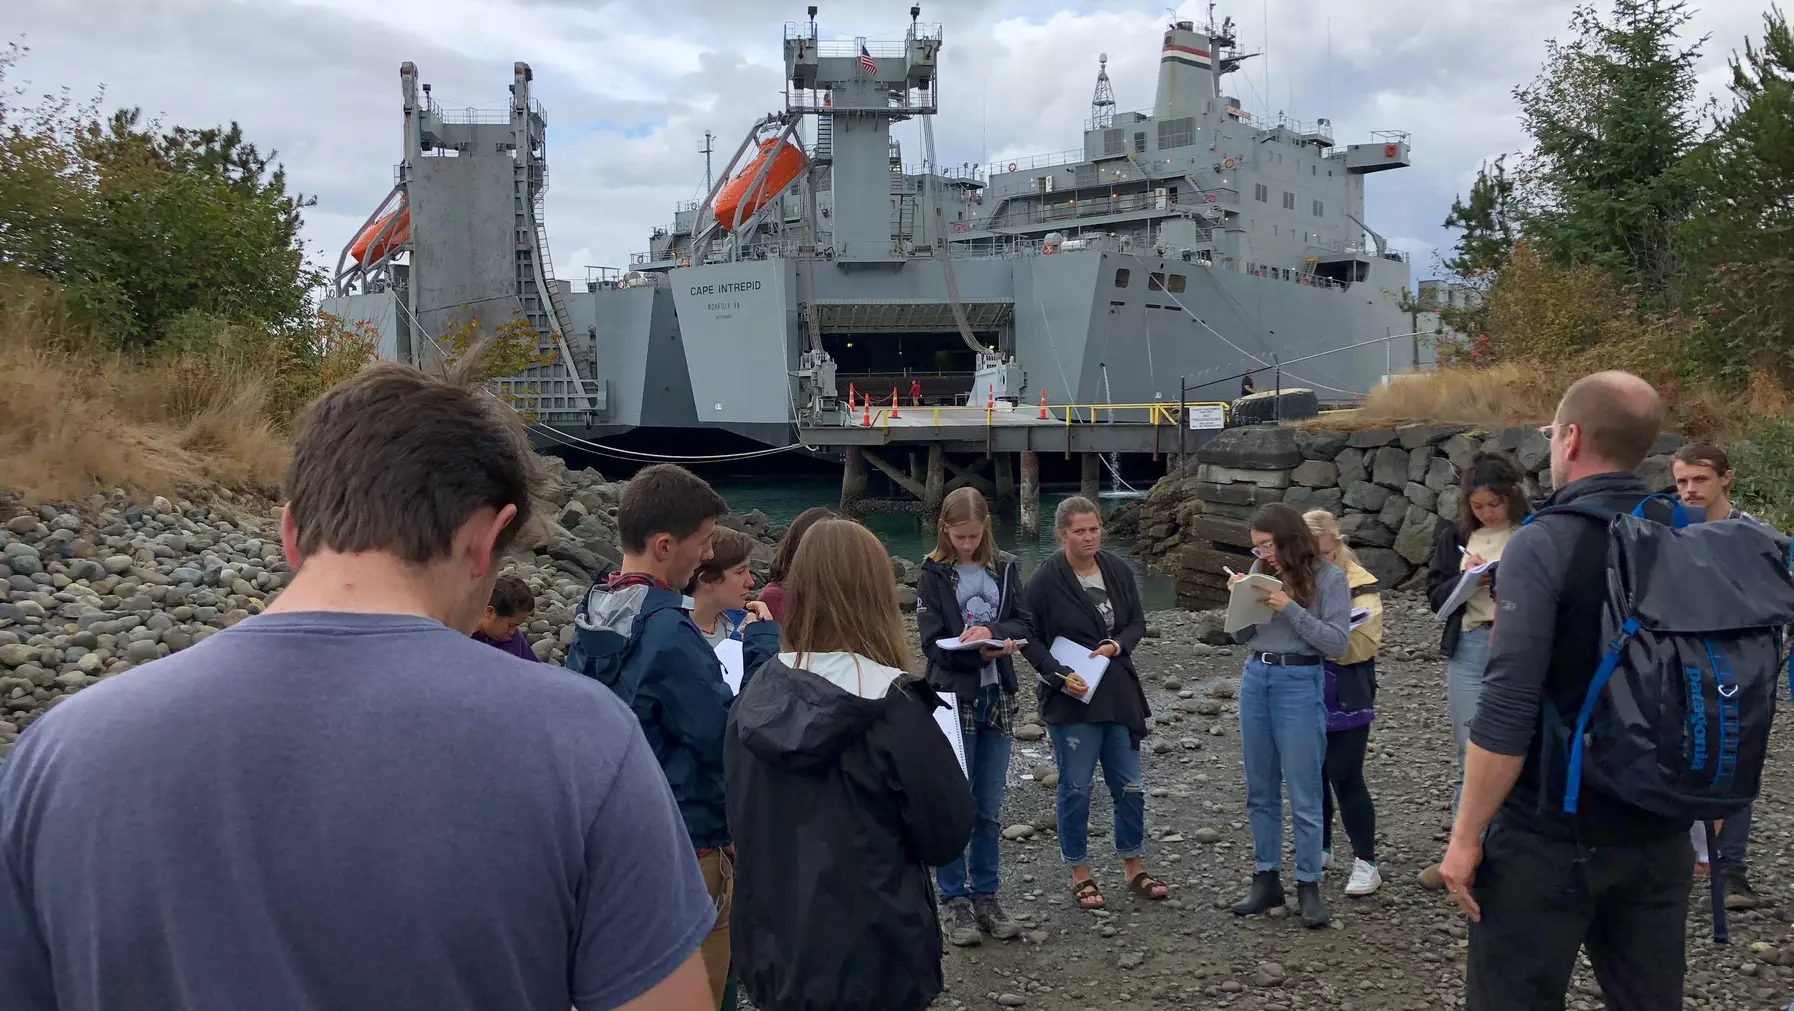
[1528,493,1794,821]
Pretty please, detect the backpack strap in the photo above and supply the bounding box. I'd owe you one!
[1629,492,1691,529]
[1702,638,1741,794]
[1564,615,1642,814]
[1524,501,1619,526]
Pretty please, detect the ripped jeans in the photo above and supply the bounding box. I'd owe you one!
[1046,721,1145,865]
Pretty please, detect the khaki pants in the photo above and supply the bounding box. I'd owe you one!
[696,849,734,1007]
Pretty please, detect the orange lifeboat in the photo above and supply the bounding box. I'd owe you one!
[350,199,411,264]
[713,139,807,232]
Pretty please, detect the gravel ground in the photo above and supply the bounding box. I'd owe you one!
[928,599,1794,1011]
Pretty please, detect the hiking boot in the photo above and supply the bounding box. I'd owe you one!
[1722,868,1764,911]
[943,897,982,946]
[973,895,1023,941]
[1345,859,1383,897]
[1298,881,1330,928]
[1229,871,1285,916]
[1418,863,1446,890]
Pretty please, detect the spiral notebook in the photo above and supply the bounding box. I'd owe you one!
[934,691,968,778]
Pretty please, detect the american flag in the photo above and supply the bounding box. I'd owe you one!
[858,42,877,76]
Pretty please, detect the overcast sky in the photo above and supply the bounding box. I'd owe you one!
[8,0,1768,288]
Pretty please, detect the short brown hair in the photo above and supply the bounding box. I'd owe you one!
[616,464,728,554]
[1556,371,1664,469]
[1673,442,1731,475]
[928,487,995,567]
[487,575,536,618]
[683,525,756,595]
[769,506,835,583]
[285,363,538,564]
[781,519,913,672]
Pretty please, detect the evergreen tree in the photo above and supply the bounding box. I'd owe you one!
[1441,154,1519,280]
[1514,0,1706,298]
[1683,5,1794,379]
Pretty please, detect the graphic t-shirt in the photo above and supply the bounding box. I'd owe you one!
[955,563,1002,687]
[1080,568,1116,633]
[0,611,715,1011]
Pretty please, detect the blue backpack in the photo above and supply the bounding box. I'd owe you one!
[1528,494,1794,821]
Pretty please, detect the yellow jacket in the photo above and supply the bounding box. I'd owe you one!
[1334,556,1383,665]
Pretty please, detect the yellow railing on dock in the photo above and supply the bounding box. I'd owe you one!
[853,401,1231,429]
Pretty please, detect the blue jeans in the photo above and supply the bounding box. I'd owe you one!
[1447,625,1492,813]
[936,686,1013,900]
[1046,722,1144,865]
[1715,802,1752,871]
[1238,656,1328,883]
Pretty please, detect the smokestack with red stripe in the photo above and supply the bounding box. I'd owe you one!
[1153,20,1217,124]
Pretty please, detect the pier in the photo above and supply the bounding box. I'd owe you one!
[799,400,1228,535]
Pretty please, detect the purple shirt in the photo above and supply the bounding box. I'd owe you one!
[474,626,538,661]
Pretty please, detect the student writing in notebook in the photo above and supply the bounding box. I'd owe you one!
[1018,497,1164,912]
[1420,451,1530,890]
[916,488,1035,947]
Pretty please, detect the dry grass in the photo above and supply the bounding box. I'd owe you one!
[0,279,291,504]
[1320,363,1793,442]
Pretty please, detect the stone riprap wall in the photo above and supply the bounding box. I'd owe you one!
[0,457,788,761]
[1134,423,1686,610]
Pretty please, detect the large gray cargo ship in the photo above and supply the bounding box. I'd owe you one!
[324,8,1427,456]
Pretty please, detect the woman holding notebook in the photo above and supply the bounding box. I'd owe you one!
[916,488,1034,948]
[1019,496,1164,911]
[1227,502,1351,929]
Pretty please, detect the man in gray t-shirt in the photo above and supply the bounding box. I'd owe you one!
[0,364,716,1011]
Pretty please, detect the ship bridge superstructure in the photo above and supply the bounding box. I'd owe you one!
[964,15,1412,290]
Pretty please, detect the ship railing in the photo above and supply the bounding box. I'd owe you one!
[839,399,1233,430]
[784,21,818,41]
[675,199,701,212]
[426,97,537,126]
[898,163,987,182]
[997,148,1086,173]
[1243,261,1346,291]
[787,90,937,115]
[1267,113,1334,143]
[808,33,938,58]
[1000,190,1230,227]
[1307,238,1411,263]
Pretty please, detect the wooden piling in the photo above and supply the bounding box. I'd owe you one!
[921,444,945,532]
[841,447,868,517]
[1019,451,1041,539]
[1080,452,1101,503]
[994,453,1016,513]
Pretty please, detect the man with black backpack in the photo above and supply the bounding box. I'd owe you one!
[1439,372,1794,1011]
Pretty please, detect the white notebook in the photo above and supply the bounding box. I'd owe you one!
[1048,637,1111,704]
[714,638,744,695]
[934,691,968,777]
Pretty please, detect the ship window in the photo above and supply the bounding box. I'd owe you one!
[1103,128,1125,157]
[1254,183,1268,202]
[1149,271,1166,291]
[1167,274,1187,293]
[1145,303,1162,310]
[1134,132,1146,153]
[1313,199,1324,217]
[1110,300,1126,307]
[1114,268,1131,288]
[1282,191,1296,210]
[1156,117,1194,150]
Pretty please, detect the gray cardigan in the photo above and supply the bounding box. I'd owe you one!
[1231,560,1351,658]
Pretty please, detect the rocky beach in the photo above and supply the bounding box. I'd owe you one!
[4,459,1792,1011]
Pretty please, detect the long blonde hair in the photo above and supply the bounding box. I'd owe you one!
[927,487,996,567]
[1303,509,1358,567]
[781,519,915,672]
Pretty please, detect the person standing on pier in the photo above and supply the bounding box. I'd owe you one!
[916,488,1034,947]
[1019,497,1166,911]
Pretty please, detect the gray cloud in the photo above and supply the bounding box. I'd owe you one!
[9,0,1768,281]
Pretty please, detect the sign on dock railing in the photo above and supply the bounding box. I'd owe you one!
[1186,405,1226,430]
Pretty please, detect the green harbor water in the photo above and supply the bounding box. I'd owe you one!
[713,478,1178,612]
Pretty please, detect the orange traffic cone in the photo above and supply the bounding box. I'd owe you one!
[848,382,856,406]
[987,385,995,409]
[891,387,899,419]
[1038,390,1049,419]
[862,392,872,426]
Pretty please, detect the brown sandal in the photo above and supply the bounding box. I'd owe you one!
[1127,871,1169,901]
[1071,877,1105,910]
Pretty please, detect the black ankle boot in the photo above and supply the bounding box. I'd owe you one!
[1298,881,1330,928]
[1230,871,1285,916]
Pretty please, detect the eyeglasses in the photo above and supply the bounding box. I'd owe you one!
[1251,543,1276,558]
[1538,422,1573,441]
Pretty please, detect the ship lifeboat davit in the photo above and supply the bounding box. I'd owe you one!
[350,199,411,264]
[713,139,807,233]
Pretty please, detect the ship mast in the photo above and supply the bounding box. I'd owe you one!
[1089,53,1115,129]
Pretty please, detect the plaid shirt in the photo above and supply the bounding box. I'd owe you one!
[957,683,1016,739]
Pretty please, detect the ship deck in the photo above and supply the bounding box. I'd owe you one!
[797,402,1224,456]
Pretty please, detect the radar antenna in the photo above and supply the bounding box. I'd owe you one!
[1090,53,1115,129]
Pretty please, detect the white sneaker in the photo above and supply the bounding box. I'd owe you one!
[1321,848,1334,871]
[1344,859,1382,897]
